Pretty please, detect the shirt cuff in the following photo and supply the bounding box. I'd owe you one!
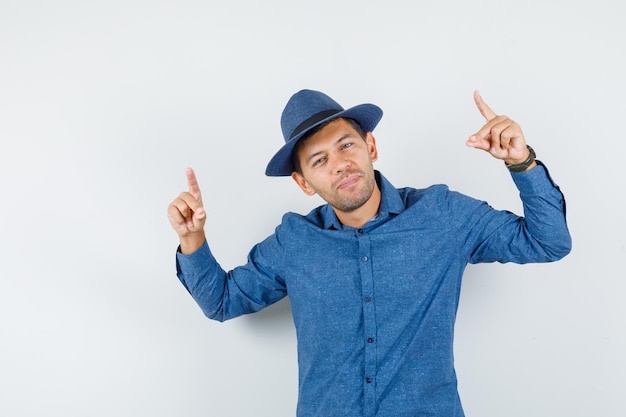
[175,240,213,277]
[510,160,561,196]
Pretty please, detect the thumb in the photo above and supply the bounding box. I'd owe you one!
[185,206,206,232]
[466,134,490,151]
[194,207,206,221]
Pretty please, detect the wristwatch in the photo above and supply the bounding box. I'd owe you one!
[505,145,536,172]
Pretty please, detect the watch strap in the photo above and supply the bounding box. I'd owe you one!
[505,145,536,172]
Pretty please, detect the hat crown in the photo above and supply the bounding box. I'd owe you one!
[281,89,344,143]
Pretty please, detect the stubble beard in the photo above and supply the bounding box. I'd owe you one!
[323,169,376,213]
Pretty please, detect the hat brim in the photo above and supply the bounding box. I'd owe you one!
[265,103,383,176]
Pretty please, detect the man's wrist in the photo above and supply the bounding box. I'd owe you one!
[180,231,206,255]
[505,145,536,172]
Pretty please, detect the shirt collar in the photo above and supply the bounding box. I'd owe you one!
[322,171,405,230]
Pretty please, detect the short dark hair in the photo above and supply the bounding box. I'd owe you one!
[291,118,367,175]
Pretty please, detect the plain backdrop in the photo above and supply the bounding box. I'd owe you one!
[1,1,624,416]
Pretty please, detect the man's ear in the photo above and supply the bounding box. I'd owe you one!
[366,132,378,163]
[291,171,317,196]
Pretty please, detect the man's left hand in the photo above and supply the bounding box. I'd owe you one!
[466,90,535,168]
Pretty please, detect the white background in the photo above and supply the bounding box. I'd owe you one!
[1,1,624,416]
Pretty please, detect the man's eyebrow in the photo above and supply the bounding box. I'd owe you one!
[305,134,353,164]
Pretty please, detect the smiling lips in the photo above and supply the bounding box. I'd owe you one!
[336,174,361,190]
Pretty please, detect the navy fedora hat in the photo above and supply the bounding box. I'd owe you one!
[265,89,383,176]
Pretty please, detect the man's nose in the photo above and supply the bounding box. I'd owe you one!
[331,155,350,174]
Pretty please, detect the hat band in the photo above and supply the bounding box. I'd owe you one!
[289,109,342,140]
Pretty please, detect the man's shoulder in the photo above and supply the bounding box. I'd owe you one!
[396,183,452,206]
[378,172,451,207]
[278,207,327,229]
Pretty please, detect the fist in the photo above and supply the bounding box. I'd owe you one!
[167,167,206,238]
[466,91,531,165]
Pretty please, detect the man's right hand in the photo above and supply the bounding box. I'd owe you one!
[167,167,207,254]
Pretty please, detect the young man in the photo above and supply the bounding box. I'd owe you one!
[167,89,571,417]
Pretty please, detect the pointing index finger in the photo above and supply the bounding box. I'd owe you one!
[186,167,202,200]
[474,90,498,121]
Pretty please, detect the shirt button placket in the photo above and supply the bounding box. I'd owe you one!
[357,231,376,417]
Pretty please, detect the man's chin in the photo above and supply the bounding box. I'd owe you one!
[330,193,372,213]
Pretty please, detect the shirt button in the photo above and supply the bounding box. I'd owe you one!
[367,337,374,343]
[362,256,368,262]
[364,296,372,302]
[366,377,372,384]
[358,229,363,234]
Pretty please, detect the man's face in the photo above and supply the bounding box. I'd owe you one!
[291,118,379,214]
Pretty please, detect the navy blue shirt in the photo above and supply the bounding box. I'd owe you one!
[176,165,571,417]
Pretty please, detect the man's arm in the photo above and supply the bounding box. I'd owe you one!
[167,168,287,321]
[460,91,571,263]
[456,162,572,265]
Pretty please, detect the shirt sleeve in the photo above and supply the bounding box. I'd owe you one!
[463,161,572,264]
[175,231,288,322]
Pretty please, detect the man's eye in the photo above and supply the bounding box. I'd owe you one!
[342,143,352,149]
[313,157,326,166]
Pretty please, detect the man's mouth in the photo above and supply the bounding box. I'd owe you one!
[337,174,360,190]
